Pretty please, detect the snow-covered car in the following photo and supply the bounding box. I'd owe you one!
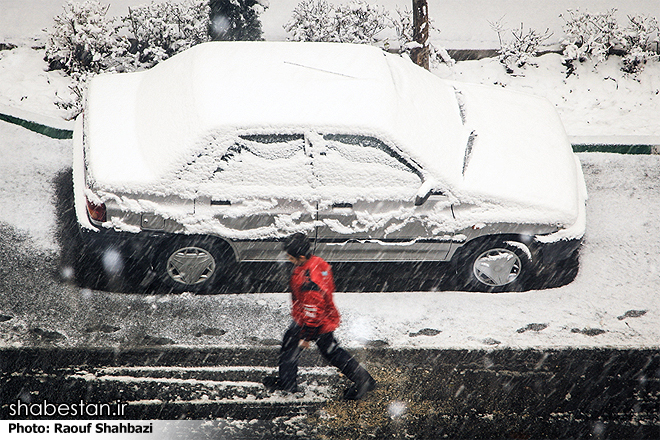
[73,41,587,293]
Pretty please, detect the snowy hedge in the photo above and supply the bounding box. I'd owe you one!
[284,0,454,67]
[126,0,211,67]
[44,0,269,115]
[44,0,128,75]
[45,0,270,75]
[561,9,660,74]
[491,9,659,76]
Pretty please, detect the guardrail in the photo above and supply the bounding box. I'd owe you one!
[0,105,74,140]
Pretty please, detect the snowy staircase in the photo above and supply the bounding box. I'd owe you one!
[65,364,342,420]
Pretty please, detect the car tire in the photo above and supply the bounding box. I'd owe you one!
[156,237,233,293]
[457,238,533,293]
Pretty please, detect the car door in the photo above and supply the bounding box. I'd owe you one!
[194,133,317,261]
[312,133,455,262]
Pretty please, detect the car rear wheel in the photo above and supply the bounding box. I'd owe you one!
[157,237,233,293]
[458,239,532,292]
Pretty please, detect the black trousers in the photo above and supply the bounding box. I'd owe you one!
[279,322,371,390]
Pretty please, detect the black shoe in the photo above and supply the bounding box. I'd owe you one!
[343,376,377,400]
[263,376,298,393]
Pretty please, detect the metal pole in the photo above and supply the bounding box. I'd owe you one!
[411,0,430,70]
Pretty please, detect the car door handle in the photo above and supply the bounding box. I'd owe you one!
[332,203,353,209]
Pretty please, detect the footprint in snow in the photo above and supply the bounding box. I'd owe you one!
[194,327,227,337]
[617,310,647,320]
[30,327,65,340]
[571,328,606,336]
[365,339,390,348]
[482,338,501,346]
[516,323,548,333]
[140,335,175,346]
[85,324,120,333]
[409,328,442,337]
[249,337,281,346]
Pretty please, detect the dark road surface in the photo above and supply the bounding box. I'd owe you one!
[2,347,659,439]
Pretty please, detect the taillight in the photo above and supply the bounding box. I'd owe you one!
[86,197,106,223]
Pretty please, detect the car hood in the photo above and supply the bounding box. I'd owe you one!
[442,81,585,228]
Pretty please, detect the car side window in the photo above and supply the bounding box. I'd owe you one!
[213,134,309,186]
[322,134,420,175]
[314,134,422,190]
[176,134,311,189]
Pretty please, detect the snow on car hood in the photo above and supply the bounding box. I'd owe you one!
[447,81,584,227]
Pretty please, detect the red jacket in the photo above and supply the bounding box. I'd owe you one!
[290,255,340,334]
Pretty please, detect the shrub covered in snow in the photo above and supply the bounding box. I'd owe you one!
[333,1,390,45]
[561,9,659,74]
[285,0,454,67]
[283,0,336,42]
[619,14,660,74]
[561,9,620,65]
[492,22,552,74]
[44,0,132,116]
[44,0,128,75]
[125,0,211,67]
[284,0,389,45]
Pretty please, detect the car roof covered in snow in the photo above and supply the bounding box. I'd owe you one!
[84,41,463,188]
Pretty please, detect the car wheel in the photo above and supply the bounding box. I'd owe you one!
[157,237,232,293]
[459,239,532,292]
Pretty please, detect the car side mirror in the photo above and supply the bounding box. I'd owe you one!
[415,180,446,205]
[415,189,446,206]
[415,192,429,206]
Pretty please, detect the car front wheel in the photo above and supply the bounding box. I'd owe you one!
[459,239,532,292]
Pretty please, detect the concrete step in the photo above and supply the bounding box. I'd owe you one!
[63,365,343,420]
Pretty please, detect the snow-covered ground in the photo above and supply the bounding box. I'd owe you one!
[0,40,659,350]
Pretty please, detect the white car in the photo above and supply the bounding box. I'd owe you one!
[73,42,587,292]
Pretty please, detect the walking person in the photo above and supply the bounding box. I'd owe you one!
[264,232,377,400]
